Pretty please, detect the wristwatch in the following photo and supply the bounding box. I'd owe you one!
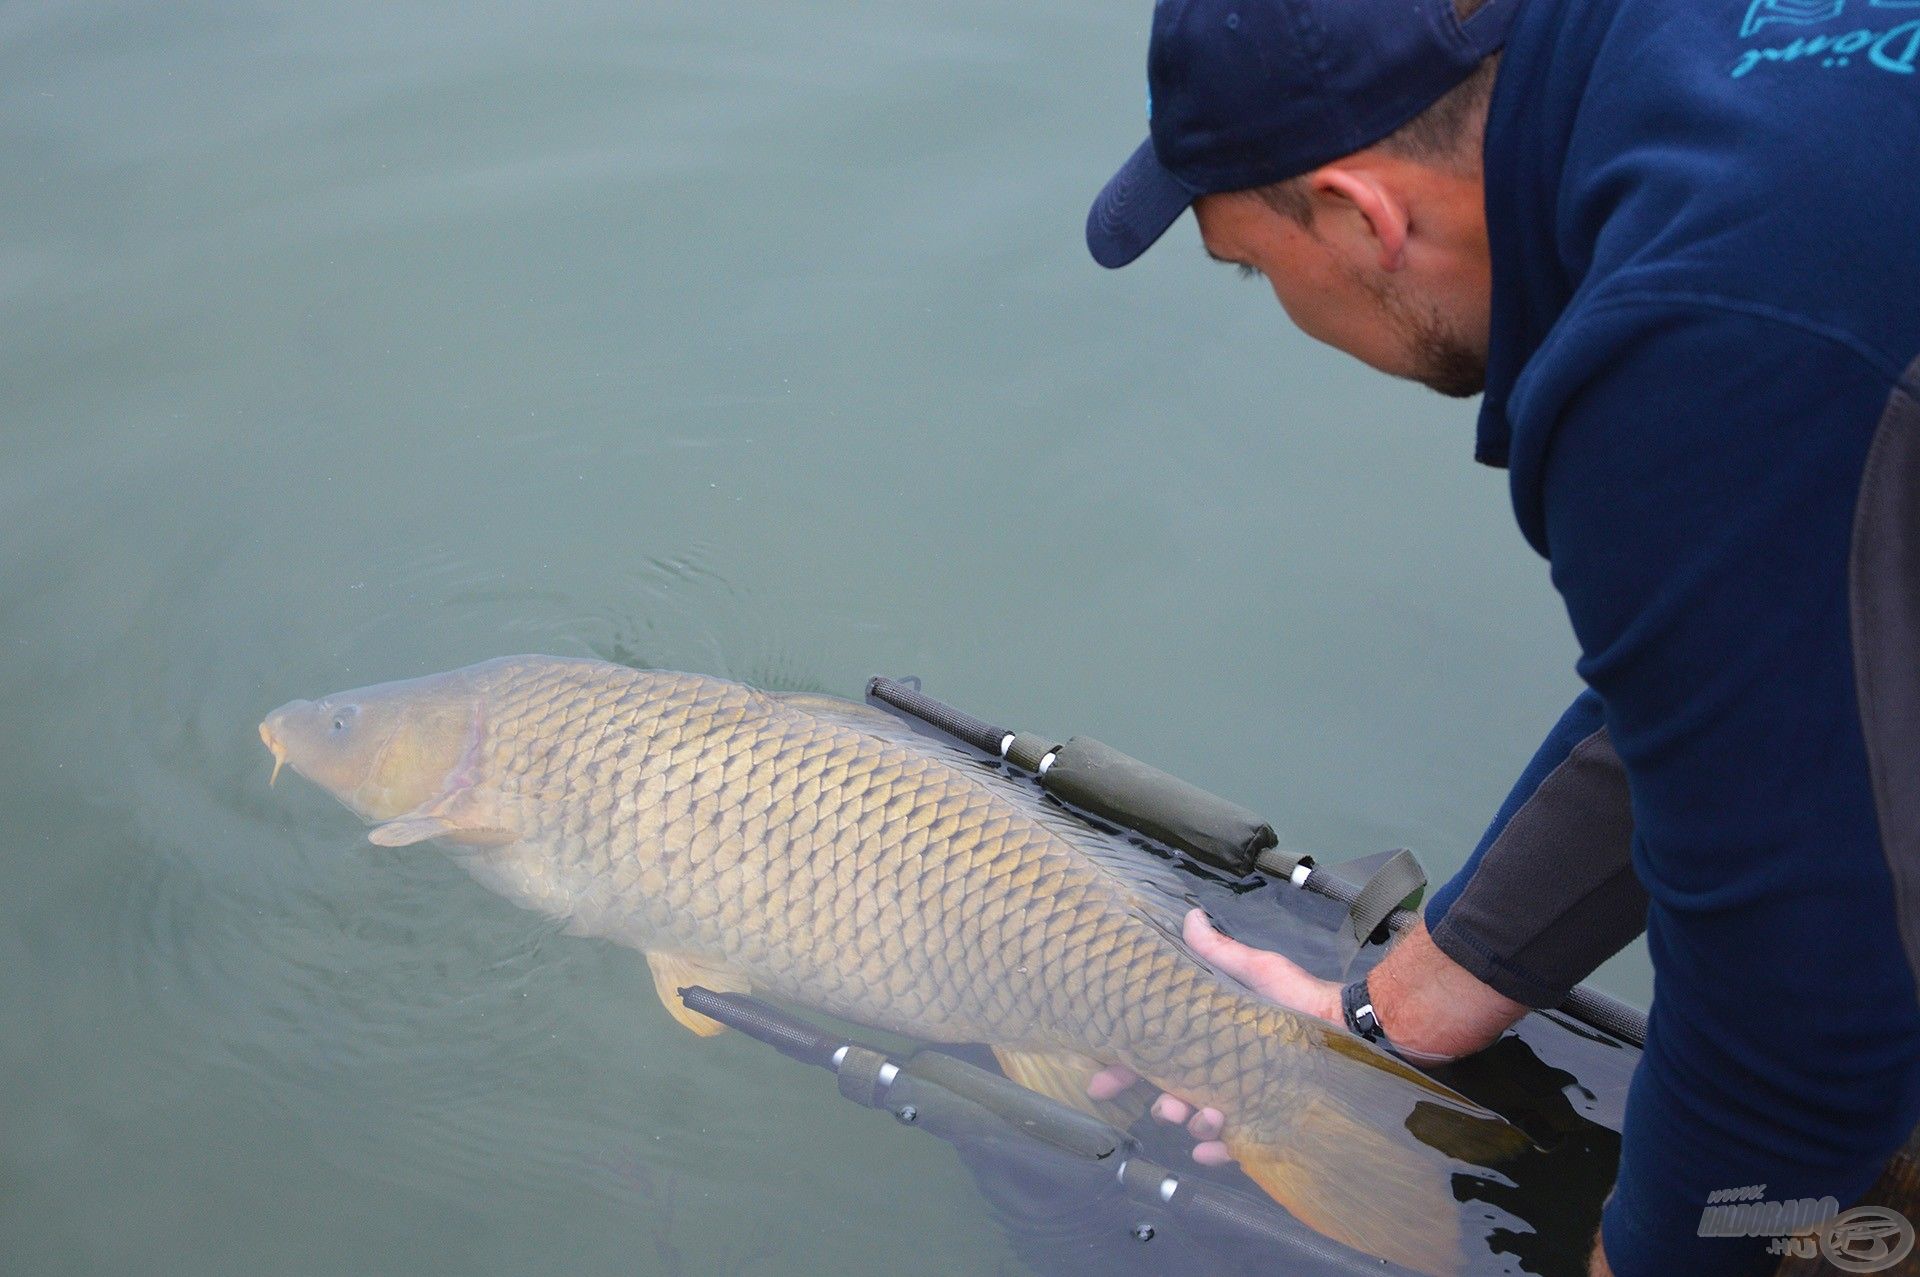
[1341,976,1385,1042]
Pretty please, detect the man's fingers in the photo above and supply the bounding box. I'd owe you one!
[1186,1107,1224,1141]
[1184,907,1282,981]
[1092,1066,1226,1161]
[1152,1094,1193,1125]
[1182,907,1236,957]
[1086,1065,1138,1101]
[1193,1140,1234,1167]
[1182,907,1340,1022]
[1091,914,1330,1172]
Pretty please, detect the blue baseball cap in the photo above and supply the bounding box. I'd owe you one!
[1086,0,1517,269]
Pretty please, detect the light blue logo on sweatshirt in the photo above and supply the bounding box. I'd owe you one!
[1732,0,1920,76]
[1742,0,1846,37]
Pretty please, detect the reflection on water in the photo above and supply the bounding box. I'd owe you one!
[0,1,1640,1274]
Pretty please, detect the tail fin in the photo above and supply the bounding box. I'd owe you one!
[1222,1031,1531,1275]
[1226,1102,1480,1276]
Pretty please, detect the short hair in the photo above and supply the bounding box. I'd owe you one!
[1251,0,1499,224]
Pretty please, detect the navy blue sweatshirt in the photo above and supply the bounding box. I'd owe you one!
[1421,0,1920,1272]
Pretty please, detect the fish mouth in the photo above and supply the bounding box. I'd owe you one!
[258,719,288,786]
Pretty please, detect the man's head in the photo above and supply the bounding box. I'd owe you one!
[1087,0,1510,397]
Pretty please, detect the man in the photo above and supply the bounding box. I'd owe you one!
[1080,0,1920,1273]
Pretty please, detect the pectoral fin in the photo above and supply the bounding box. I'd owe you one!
[368,815,519,847]
[991,1047,1144,1127]
[369,816,459,846]
[645,952,750,1037]
[368,789,519,848]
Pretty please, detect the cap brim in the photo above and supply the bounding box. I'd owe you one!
[1085,137,1200,269]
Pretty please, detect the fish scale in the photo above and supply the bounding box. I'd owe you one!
[262,655,1529,1274]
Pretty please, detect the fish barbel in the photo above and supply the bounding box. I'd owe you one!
[260,655,1523,1272]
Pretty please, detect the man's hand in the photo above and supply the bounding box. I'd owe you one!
[1589,1227,1614,1276]
[1088,908,1530,1162]
[1087,908,1342,1163]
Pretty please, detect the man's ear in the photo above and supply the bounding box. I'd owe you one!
[1309,165,1409,272]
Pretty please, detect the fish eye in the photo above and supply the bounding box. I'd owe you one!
[329,705,359,734]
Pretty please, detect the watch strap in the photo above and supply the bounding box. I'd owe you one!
[1341,977,1383,1041]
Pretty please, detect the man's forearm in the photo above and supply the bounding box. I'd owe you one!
[1366,917,1529,1060]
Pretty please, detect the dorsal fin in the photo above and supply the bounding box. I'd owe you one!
[768,691,976,756]
[987,774,1202,950]
[770,688,1201,953]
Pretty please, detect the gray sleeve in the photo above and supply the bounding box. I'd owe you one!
[1427,725,1648,1008]
[1851,359,1920,1007]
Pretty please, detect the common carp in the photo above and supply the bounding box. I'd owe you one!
[259,655,1524,1273]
